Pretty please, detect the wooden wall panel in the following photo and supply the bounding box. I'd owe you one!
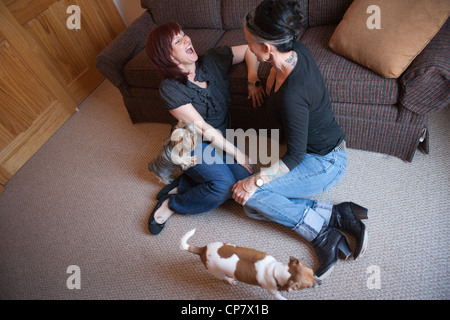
[3,0,56,25]
[23,2,90,86]
[0,101,73,185]
[0,39,57,150]
[90,0,128,41]
[0,0,125,187]
[4,0,126,104]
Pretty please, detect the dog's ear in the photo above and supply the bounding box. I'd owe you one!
[289,256,299,265]
[175,119,185,129]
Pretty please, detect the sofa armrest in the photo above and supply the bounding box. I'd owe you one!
[96,11,156,91]
[399,19,450,116]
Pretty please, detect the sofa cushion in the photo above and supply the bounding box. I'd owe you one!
[222,0,309,30]
[216,29,247,47]
[124,29,224,88]
[215,30,271,95]
[141,0,222,29]
[222,0,263,30]
[309,0,353,27]
[328,0,450,78]
[301,25,399,105]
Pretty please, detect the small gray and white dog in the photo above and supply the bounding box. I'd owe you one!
[148,120,198,184]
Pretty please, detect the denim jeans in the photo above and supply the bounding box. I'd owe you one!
[244,144,347,242]
[169,142,250,214]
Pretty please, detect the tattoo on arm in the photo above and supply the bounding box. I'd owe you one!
[260,160,290,183]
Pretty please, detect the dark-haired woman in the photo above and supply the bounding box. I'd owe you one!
[145,22,265,235]
[231,0,368,279]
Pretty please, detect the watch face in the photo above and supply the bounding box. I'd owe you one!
[256,178,264,187]
[255,81,261,87]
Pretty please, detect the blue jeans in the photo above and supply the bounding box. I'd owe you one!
[244,144,347,242]
[169,142,250,214]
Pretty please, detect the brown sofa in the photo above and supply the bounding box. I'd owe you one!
[96,0,450,162]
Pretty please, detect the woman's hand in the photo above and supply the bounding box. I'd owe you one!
[244,46,265,108]
[232,177,257,205]
[248,82,266,108]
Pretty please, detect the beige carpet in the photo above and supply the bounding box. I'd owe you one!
[0,80,448,300]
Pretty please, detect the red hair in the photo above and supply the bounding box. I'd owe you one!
[146,22,187,81]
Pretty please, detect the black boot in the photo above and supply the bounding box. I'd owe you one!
[311,225,351,279]
[329,202,368,260]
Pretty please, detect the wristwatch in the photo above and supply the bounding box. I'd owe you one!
[254,174,264,187]
[248,80,261,87]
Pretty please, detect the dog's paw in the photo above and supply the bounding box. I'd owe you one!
[179,156,198,170]
[272,292,287,300]
[224,276,237,286]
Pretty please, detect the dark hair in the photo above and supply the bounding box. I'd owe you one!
[146,22,187,81]
[245,0,303,52]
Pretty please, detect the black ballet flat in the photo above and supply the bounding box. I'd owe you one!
[155,177,180,200]
[148,194,172,235]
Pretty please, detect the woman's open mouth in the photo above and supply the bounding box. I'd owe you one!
[185,45,194,54]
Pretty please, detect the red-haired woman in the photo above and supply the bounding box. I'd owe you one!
[146,22,265,235]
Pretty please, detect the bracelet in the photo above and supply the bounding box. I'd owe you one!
[241,179,251,193]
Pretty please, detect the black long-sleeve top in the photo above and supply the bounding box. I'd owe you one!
[269,41,345,170]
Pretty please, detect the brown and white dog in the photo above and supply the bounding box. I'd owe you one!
[180,229,321,300]
[148,120,198,184]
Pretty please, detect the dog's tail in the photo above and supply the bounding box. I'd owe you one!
[180,228,204,255]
